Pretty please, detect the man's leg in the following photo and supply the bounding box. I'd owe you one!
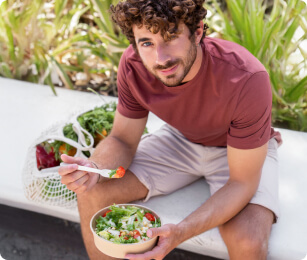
[77,170,148,260]
[219,204,274,260]
[206,138,279,259]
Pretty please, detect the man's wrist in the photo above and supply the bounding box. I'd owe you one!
[89,160,101,183]
[175,222,192,245]
[90,161,99,169]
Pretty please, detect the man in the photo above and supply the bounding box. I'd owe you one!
[59,0,281,259]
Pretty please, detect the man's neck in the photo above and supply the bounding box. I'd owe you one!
[181,44,203,84]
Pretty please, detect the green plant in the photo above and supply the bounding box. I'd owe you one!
[0,0,94,94]
[50,0,130,95]
[205,0,307,131]
[0,1,46,81]
[0,0,129,95]
[83,0,129,95]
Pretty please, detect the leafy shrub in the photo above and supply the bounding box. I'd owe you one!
[0,0,128,95]
[205,0,307,131]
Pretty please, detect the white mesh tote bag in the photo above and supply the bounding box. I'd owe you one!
[22,102,116,209]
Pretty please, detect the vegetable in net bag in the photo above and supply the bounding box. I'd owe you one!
[22,102,117,209]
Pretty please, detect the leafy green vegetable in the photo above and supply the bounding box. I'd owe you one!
[136,210,144,221]
[108,169,117,178]
[96,216,111,230]
[77,102,117,140]
[126,224,135,231]
[112,236,138,244]
[152,218,161,228]
[106,205,138,224]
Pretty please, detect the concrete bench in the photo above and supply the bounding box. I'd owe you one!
[1,77,306,260]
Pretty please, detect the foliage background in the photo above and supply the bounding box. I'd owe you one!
[205,0,307,131]
[0,0,129,96]
[0,0,306,131]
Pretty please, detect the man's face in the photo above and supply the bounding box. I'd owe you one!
[133,24,201,87]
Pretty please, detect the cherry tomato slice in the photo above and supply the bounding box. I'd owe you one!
[145,212,155,221]
[113,166,126,178]
[103,210,112,217]
[133,230,141,239]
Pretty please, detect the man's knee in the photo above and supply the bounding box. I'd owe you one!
[219,204,273,257]
[234,230,268,255]
[220,225,269,257]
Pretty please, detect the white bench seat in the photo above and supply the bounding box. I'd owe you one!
[1,78,306,260]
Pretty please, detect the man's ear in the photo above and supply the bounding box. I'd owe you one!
[195,21,204,45]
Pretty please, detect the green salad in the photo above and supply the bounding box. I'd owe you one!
[95,205,161,244]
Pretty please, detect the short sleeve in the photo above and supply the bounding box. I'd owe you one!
[117,52,149,119]
[227,71,272,149]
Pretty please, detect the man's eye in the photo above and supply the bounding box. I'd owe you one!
[142,42,152,47]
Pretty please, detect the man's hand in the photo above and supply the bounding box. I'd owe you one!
[58,154,100,194]
[125,224,180,260]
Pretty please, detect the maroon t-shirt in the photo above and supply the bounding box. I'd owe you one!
[117,37,281,149]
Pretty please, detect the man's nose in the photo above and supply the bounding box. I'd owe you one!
[155,45,171,66]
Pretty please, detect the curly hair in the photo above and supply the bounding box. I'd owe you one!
[110,0,208,49]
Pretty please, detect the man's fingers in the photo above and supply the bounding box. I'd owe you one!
[58,163,78,176]
[126,224,177,260]
[59,155,93,176]
[66,174,89,192]
[60,154,87,165]
[73,177,92,194]
[147,226,169,238]
[57,155,98,194]
[60,170,87,184]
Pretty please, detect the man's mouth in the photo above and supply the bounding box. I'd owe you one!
[159,64,179,76]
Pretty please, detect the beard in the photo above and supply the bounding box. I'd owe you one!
[141,39,198,87]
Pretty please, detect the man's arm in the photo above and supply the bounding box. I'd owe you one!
[89,110,148,171]
[126,142,268,260]
[177,143,268,241]
[59,110,148,193]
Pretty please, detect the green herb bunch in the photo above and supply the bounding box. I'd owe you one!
[77,102,116,141]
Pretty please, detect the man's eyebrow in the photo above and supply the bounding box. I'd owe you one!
[137,37,151,44]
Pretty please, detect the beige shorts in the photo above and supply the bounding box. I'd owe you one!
[129,124,280,220]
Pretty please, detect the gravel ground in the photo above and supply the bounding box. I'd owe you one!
[0,204,220,260]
